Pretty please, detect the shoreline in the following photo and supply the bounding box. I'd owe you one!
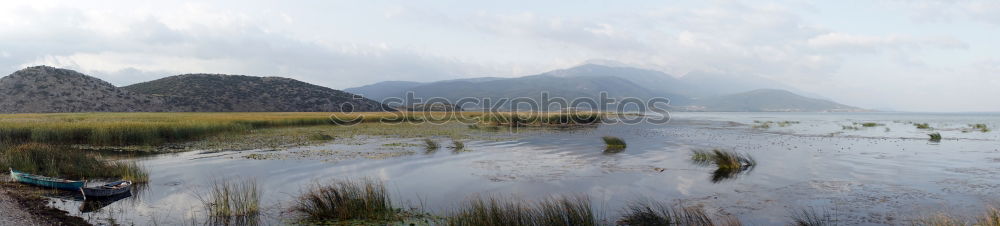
[0,175,90,226]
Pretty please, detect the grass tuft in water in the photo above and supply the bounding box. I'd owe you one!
[971,124,991,133]
[602,136,627,153]
[915,123,932,129]
[860,122,881,127]
[449,140,466,152]
[928,132,942,142]
[691,149,757,182]
[789,208,834,226]
[619,200,740,226]
[292,178,396,222]
[204,178,261,220]
[447,195,597,226]
[307,133,334,141]
[424,138,440,151]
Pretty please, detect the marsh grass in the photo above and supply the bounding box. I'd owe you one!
[307,133,334,141]
[619,200,740,226]
[971,124,991,133]
[928,132,942,142]
[860,122,881,127]
[789,208,834,226]
[477,112,603,127]
[292,179,396,223]
[0,112,579,146]
[3,143,149,182]
[203,178,261,224]
[424,139,440,151]
[915,123,932,129]
[602,136,626,153]
[691,149,756,182]
[917,207,1000,226]
[449,140,466,152]
[447,195,597,226]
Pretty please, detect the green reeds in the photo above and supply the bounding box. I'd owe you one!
[603,136,626,153]
[860,122,880,127]
[204,178,261,221]
[971,124,991,133]
[447,195,597,226]
[915,123,932,129]
[292,179,396,222]
[691,149,757,182]
[619,200,740,226]
[789,208,833,226]
[928,132,942,142]
[3,143,149,182]
[917,207,1000,226]
[424,139,440,151]
[449,140,466,152]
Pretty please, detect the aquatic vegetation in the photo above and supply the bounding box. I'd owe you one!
[449,140,466,152]
[859,122,881,127]
[752,122,771,129]
[841,125,860,130]
[0,112,559,146]
[789,208,834,226]
[3,143,149,182]
[602,136,627,152]
[778,121,800,127]
[971,124,991,133]
[619,200,740,226]
[928,132,942,142]
[477,112,603,127]
[203,178,260,223]
[307,133,334,141]
[915,123,932,129]
[917,207,1000,226]
[447,195,597,226]
[424,138,440,151]
[292,179,396,222]
[691,149,756,182]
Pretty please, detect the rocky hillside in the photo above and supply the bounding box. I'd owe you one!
[0,66,166,113]
[123,74,388,112]
[0,66,388,113]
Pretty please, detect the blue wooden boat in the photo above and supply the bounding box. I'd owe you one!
[9,168,85,190]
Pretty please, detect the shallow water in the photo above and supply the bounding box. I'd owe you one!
[46,112,1000,225]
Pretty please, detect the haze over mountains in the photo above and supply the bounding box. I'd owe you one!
[346,64,864,112]
[0,64,863,113]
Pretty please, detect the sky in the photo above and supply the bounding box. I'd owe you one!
[0,0,998,112]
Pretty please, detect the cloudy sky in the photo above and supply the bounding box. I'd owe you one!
[1,0,998,112]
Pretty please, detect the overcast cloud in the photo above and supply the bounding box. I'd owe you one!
[1,0,998,112]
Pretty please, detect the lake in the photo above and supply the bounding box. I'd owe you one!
[46,112,1000,225]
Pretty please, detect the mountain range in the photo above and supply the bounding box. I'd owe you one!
[0,66,386,113]
[0,64,864,113]
[346,64,865,112]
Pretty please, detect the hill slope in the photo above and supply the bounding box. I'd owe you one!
[684,89,863,112]
[0,66,166,113]
[123,74,387,112]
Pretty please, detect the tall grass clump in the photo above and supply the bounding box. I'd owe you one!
[292,179,396,222]
[203,178,261,223]
[619,200,740,226]
[449,140,466,152]
[928,132,942,142]
[447,195,597,226]
[789,208,834,226]
[972,124,991,133]
[424,139,440,150]
[691,149,756,182]
[860,122,880,127]
[4,143,149,182]
[915,123,932,129]
[602,136,626,153]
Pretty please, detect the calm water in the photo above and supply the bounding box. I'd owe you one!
[46,112,1000,225]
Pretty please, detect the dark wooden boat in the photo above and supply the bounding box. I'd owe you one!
[9,168,85,190]
[81,181,132,197]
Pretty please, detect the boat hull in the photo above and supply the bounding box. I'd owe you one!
[9,169,85,190]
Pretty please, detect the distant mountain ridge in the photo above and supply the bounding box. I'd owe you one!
[346,64,865,112]
[0,66,387,113]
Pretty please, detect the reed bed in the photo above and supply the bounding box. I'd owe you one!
[789,208,834,226]
[477,112,603,127]
[0,112,601,146]
[447,195,597,226]
[917,207,1000,226]
[2,143,149,182]
[619,200,740,226]
[203,178,261,224]
[292,178,396,223]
